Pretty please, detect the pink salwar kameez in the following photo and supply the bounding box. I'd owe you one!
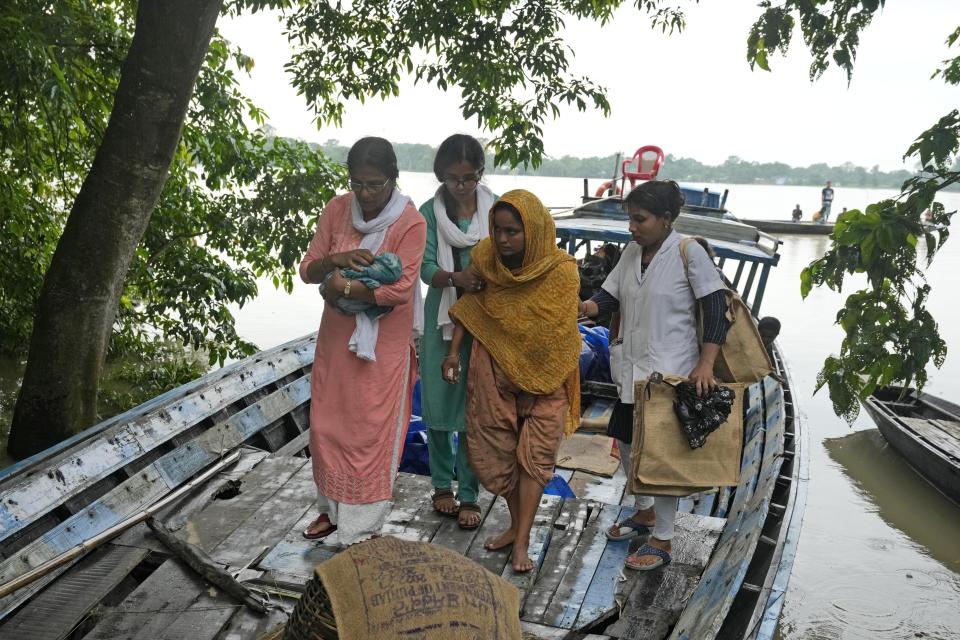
[299,192,426,545]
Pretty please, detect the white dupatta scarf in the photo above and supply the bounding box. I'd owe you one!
[432,184,495,340]
[348,189,423,361]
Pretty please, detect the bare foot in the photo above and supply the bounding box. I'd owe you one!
[511,547,535,573]
[484,528,515,551]
[625,537,672,570]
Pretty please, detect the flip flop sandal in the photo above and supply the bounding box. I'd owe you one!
[432,488,459,517]
[302,513,337,540]
[625,543,671,571]
[457,502,482,530]
[605,516,652,541]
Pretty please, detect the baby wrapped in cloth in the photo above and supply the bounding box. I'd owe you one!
[318,252,402,319]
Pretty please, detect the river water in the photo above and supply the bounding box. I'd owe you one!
[2,174,958,637]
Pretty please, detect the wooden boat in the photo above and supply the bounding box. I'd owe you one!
[0,221,805,640]
[862,387,960,505]
[740,219,834,236]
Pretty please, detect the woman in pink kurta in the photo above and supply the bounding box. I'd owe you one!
[298,137,426,546]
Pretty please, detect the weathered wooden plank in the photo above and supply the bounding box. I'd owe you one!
[211,604,292,640]
[152,377,310,487]
[114,449,269,553]
[255,510,335,583]
[0,464,170,618]
[903,418,960,459]
[523,500,591,619]
[501,495,563,593]
[520,620,612,639]
[430,488,497,556]
[84,559,210,640]
[209,463,317,567]
[608,513,724,640]
[573,506,630,629]
[255,473,439,583]
[693,490,717,517]
[0,339,315,541]
[0,382,306,619]
[179,457,309,552]
[743,382,765,445]
[720,430,763,535]
[380,473,437,542]
[270,430,310,458]
[668,507,767,640]
[465,495,513,576]
[153,591,242,640]
[0,543,148,640]
[567,470,627,505]
[539,502,619,629]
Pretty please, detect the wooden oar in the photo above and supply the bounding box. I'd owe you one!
[0,450,242,599]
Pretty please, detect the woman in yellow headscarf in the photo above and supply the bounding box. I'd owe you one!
[443,189,581,573]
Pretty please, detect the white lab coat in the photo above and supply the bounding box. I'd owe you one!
[602,230,725,404]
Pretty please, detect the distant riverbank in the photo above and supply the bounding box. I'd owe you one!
[294,132,944,190]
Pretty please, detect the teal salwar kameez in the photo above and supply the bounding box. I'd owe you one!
[417,197,480,503]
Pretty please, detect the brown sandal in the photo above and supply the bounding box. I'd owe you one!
[432,488,458,517]
[302,513,337,540]
[458,502,482,530]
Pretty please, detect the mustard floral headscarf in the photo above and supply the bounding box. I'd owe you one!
[450,189,581,434]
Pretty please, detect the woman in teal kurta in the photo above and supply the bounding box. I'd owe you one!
[418,134,495,529]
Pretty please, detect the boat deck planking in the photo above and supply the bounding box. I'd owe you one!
[140,458,724,639]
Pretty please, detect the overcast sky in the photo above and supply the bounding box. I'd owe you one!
[218,1,958,171]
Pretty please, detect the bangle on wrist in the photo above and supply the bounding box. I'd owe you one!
[446,272,455,288]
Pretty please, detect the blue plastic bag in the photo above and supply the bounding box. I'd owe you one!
[578,324,611,383]
[400,380,431,476]
[543,474,576,498]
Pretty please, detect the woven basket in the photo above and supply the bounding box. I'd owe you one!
[282,574,338,640]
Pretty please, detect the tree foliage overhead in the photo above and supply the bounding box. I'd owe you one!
[263,0,692,168]
[0,0,343,365]
[1,0,695,366]
[747,1,958,421]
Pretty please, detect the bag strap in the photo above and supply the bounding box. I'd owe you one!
[678,236,737,328]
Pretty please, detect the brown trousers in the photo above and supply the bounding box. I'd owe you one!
[465,341,567,496]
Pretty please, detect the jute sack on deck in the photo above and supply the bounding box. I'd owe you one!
[309,536,521,640]
[679,237,775,384]
[628,376,745,495]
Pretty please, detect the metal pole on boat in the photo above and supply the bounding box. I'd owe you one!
[0,450,242,599]
[611,152,621,195]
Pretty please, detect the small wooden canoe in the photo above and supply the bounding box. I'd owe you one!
[862,387,960,506]
[740,220,834,235]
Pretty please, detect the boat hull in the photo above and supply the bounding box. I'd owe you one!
[742,220,834,235]
[862,390,960,506]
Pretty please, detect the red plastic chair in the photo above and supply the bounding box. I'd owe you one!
[621,145,665,190]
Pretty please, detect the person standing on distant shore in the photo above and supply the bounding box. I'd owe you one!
[821,181,835,223]
[791,204,802,222]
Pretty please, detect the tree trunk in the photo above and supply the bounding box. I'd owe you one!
[7,0,224,459]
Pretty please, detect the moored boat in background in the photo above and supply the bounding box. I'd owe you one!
[862,387,960,506]
[741,219,834,236]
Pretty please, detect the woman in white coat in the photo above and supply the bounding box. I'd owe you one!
[579,180,728,571]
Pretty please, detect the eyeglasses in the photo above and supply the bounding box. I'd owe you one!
[443,173,482,189]
[349,179,391,194]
